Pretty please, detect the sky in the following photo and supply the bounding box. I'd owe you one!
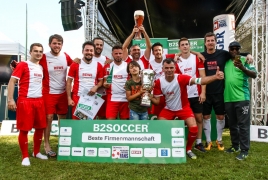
[0,0,104,59]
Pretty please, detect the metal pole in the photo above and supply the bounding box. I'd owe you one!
[25,4,28,61]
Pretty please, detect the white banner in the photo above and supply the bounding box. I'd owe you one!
[82,133,161,144]
[0,120,59,135]
[213,14,235,51]
[250,125,268,142]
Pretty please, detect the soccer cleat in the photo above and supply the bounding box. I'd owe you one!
[205,141,213,151]
[225,146,240,153]
[187,151,197,159]
[32,152,48,160]
[216,140,224,151]
[194,143,206,152]
[21,157,30,166]
[236,150,248,160]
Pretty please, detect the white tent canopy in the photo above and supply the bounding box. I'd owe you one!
[0,41,30,61]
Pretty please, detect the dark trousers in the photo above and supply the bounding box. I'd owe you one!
[225,100,250,151]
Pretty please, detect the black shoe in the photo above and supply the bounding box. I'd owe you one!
[236,150,248,160]
[194,143,206,152]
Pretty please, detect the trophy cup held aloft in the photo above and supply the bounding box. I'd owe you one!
[134,10,144,40]
[140,69,155,107]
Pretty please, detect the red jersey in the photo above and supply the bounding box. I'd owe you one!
[125,55,149,70]
[11,61,43,98]
[40,52,73,95]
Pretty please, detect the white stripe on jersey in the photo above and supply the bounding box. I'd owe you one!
[149,58,164,80]
[177,54,202,98]
[12,61,43,98]
[44,52,68,94]
[158,74,190,111]
[110,62,128,102]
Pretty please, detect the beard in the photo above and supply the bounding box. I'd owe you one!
[51,48,61,55]
[84,55,93,62]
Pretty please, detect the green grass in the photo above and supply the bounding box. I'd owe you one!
[0,130,268,180]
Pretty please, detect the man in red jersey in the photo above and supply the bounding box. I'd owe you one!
[66,41,104,119]
[41,34,73,157]
[175,37,206,152]
[103,45,129,119]
[7,43,48,166]
[151,58,224,159]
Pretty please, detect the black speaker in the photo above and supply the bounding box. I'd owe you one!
[61,0,85,31]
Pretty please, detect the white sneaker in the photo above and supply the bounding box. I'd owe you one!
[32,152,48,160]
[22,157,30,166]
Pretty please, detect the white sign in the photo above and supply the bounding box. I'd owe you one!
[58,147,71,156]
[72,147,84,156]
[85,148,97,157]
[250,125,268,142]
[172,148,185,157]
[172,138,184,147]
[144,148,157,157]
[98,148,111,157]
[59,137,71,146]
[82,133,161,144]
[0,120,59,135]
[130,148,143,157]
[74,91,104,120]
[213,14,235,51]
[171,128,184,136]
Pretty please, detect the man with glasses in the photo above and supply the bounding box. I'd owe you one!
[224,41,256,160]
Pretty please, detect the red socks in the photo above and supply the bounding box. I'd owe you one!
[18,129,44,159]
[33,129,44,156]
[18,130,29,159]
[186,126,198,151]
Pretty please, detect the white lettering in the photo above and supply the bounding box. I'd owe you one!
[92,124,149,133]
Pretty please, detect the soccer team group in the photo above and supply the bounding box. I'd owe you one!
[7,26,257,166]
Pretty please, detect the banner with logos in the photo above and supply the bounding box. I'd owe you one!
[213,14,235,51]
[167,38,204,54]
[132,38,168,61]
[0,120,59,135]
[57,120,186,164]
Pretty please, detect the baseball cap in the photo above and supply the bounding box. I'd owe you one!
[229,41,241,48]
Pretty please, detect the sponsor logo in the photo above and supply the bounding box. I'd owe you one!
[130,148,143,157]
[72,147,84,156]
[172,138,184,147]
[60,127,72,136]
[144,148,157,157]
[58,147,70,156]
[34,73,42,77]
[171,128,184,136]
[158,148,170,157]
[59,137,71,146]
[98,148,111,157]
[54,66,64,70]
[172,148,185,157]
[113,75,123,79]
[85,148,97,157]
[82,73,92,77]
[112,146,129,159]
[214,19,227,31]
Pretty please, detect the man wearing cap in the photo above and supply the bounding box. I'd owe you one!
[224,41,256,160]
[201,32,253,151]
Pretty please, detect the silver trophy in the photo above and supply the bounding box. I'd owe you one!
[140,69,155,107]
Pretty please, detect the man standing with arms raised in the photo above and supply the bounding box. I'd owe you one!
[8,43,48,166]
[103,45,129,120]
[122,26,151,69]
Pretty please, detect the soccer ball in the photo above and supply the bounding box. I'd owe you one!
[112,149,120,159]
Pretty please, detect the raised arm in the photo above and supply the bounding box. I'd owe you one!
[122,27,139,60]
[139,26,151,60]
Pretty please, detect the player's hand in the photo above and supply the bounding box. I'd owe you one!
[139,26,145,33]
[233,59,245,70]
[215,66,224,80]
[174,53,182,62]
[8,100,16,111]
[133,27,139,33]
[89,86,98,96]
[199,92,206,103]
[246,54,253,64]
[103,82,111,88]
[68,98,75,106]
[73,58,81,64]
[104,59,113,65]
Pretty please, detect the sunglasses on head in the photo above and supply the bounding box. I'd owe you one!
[230,47,240,51]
